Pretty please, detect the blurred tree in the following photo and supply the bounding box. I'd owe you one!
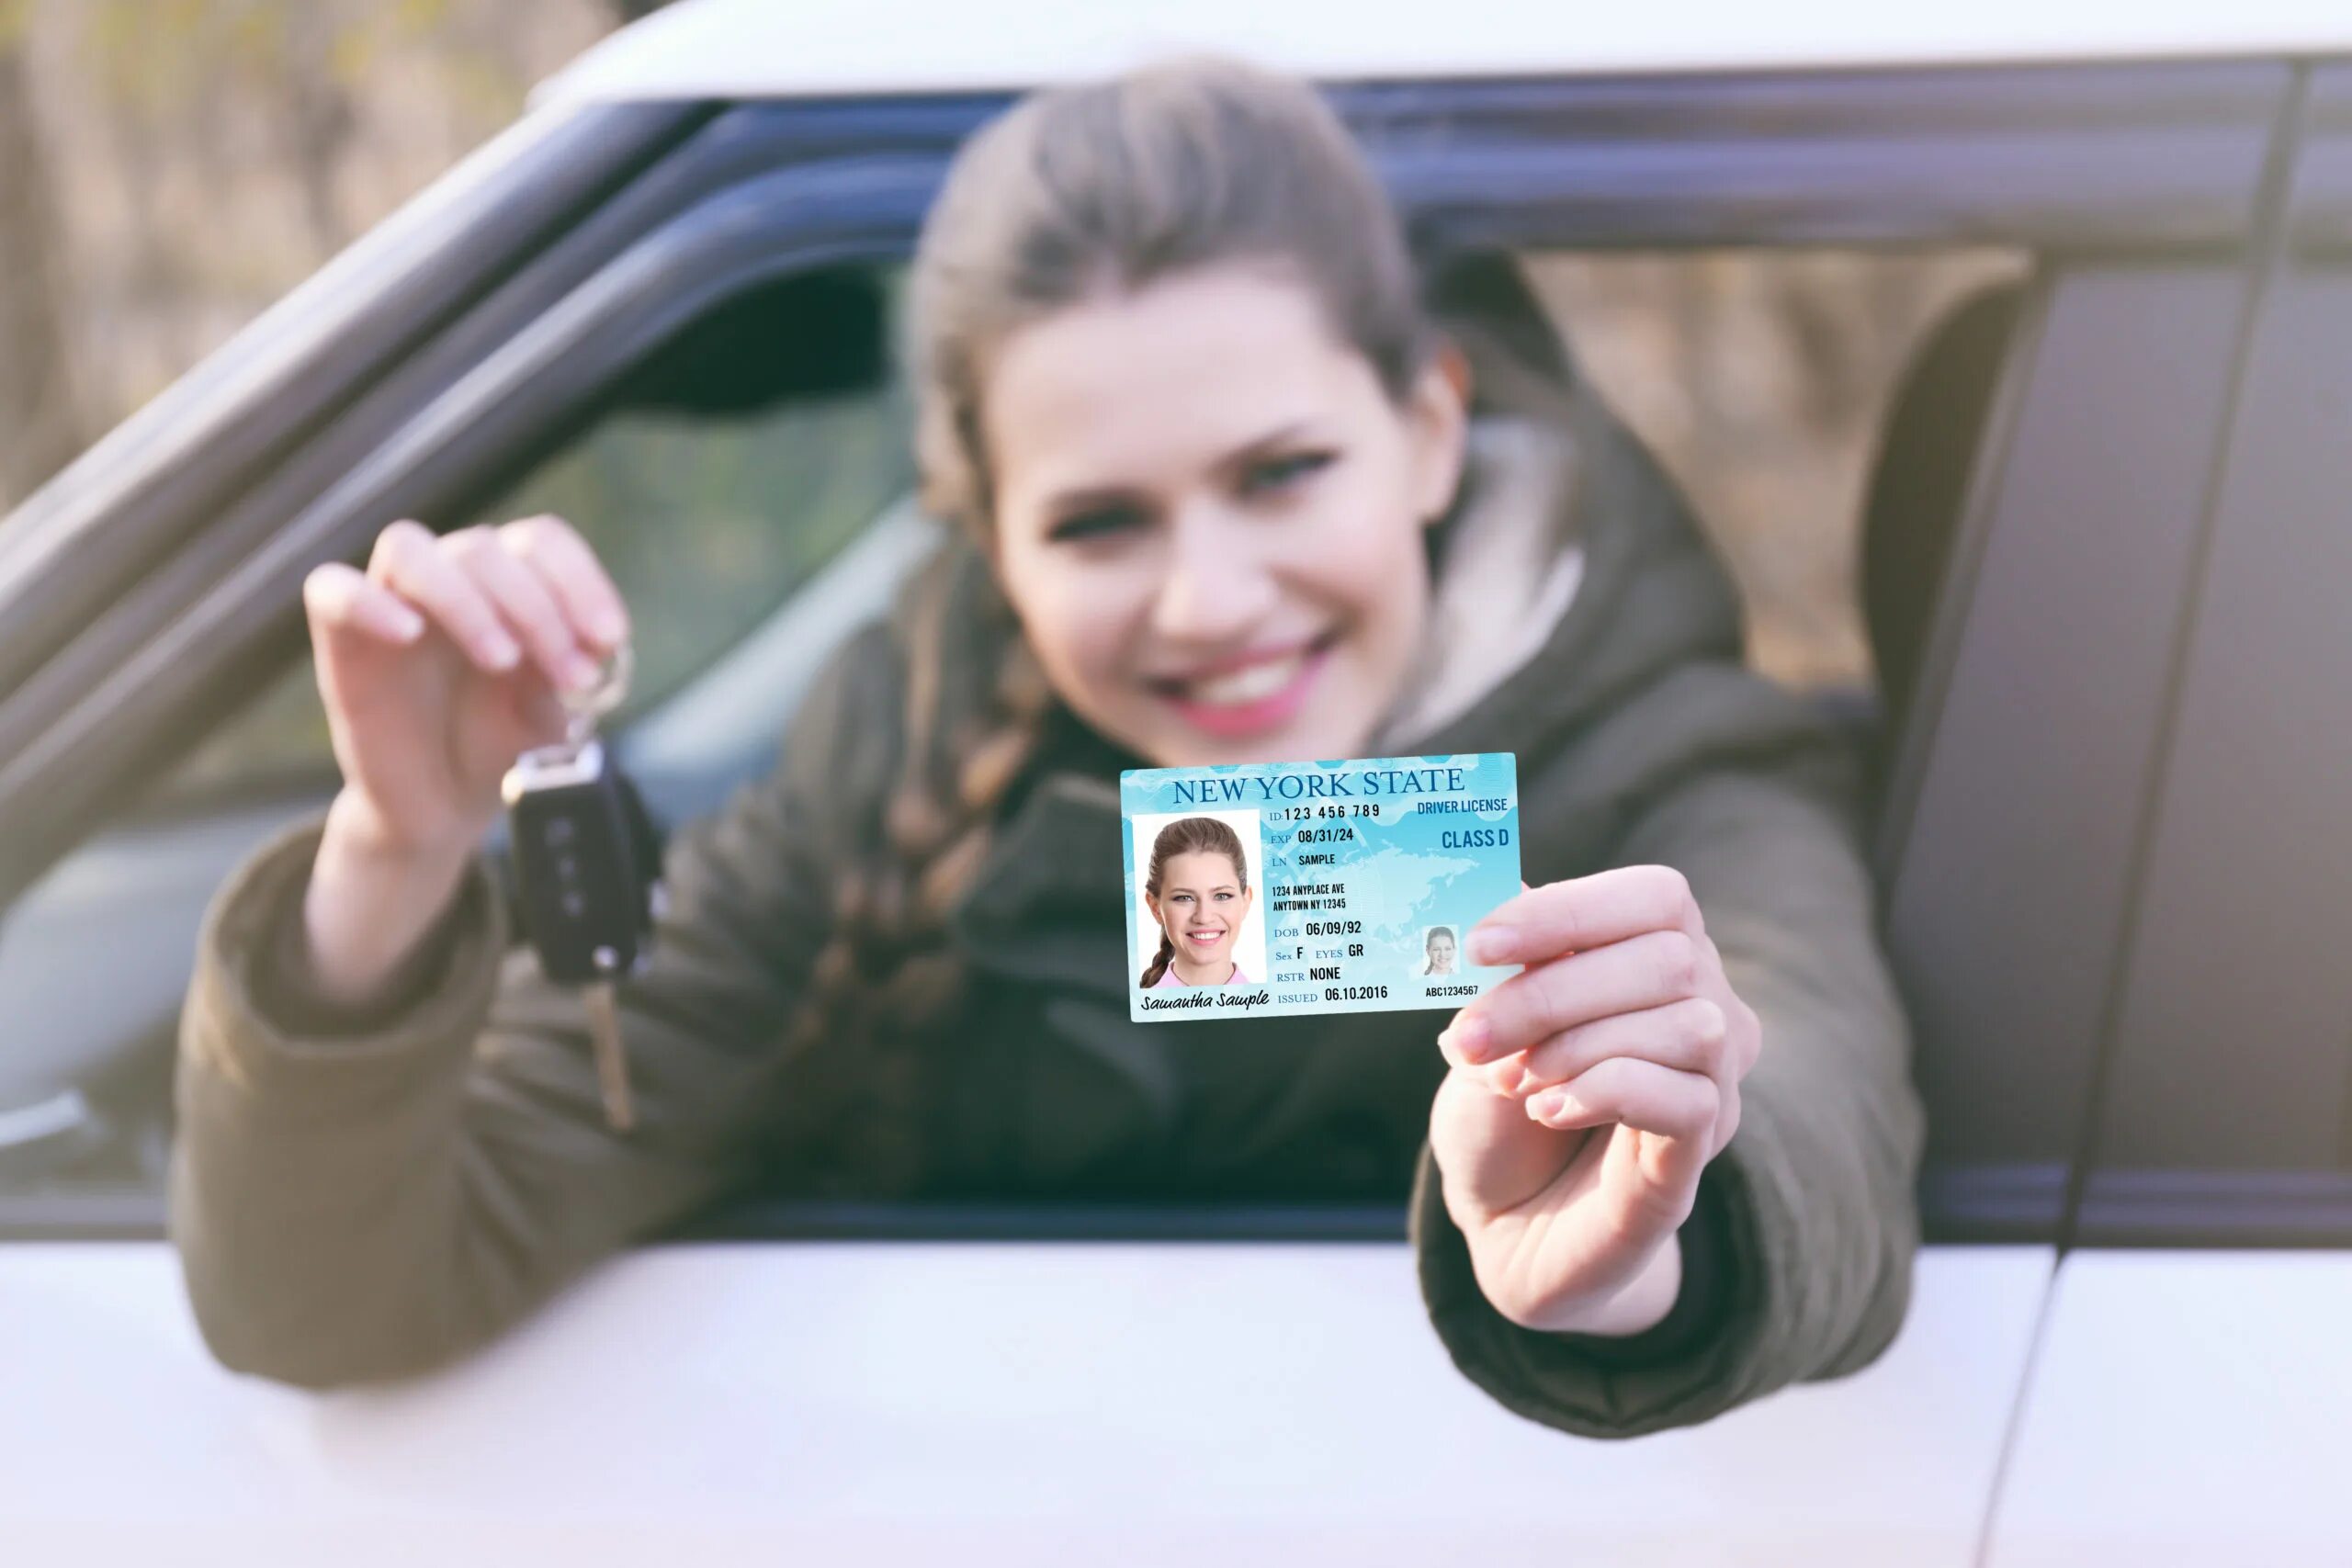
[0,13,84,506]
[6,0,2020,691]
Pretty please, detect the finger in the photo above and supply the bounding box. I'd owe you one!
[1466,864,1702,968]
[448,527,600,693]
[303,561,424,645]
[369,520,523,675]
[1440,928,1709,1065]
[501,514,629,650]
[1527,1055,1719,1150]
[1504,997,1731,1098]
[1428,1063,1593,1224]
[1529,1057,1719,1196]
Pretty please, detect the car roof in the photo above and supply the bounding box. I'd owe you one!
[537,0,2352,107]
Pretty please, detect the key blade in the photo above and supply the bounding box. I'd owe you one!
[583,980,636,1133]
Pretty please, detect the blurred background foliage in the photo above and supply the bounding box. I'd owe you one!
[0,0,2018,701]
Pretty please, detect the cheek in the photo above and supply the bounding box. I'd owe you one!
[1293,462,1430,637]
[1000,547,1141,695]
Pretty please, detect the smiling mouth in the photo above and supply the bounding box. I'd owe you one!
[1187,652,1308,706]
[1185,929,1227,946]
[1148,631,1339,738]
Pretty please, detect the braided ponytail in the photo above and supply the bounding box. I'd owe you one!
[1139,932,1178,989]
[774,553,1053,1193]
[768,57,1438,1190]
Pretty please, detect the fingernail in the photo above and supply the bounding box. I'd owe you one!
[594,608,628,645]
[1489,1059,1526,1097]
[564,651,603,691]
[1529,1089,1572,1122]
[482,633,521,670]
[1467,926,1519,965]
[389,606,424,641]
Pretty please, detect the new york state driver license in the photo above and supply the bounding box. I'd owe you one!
[1119,752,1521,1021]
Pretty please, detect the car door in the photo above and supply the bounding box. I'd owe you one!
[1984,61,2352,1567]
[0,57,2293,1563]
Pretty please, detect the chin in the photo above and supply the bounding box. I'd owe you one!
[1166,717,1375,769]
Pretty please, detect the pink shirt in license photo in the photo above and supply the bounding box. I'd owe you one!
[1148,963,1254,987]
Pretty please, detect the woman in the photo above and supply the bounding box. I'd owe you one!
[1137,817,1258,988]
[174,57,1922,1436]
[1420,926,1457,976]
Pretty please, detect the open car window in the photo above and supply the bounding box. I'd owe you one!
[0,240,2031,1239]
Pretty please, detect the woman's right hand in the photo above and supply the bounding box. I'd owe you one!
[301,514,633,866]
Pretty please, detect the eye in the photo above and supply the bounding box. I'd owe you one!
[1240,449,1335,497]
[1046,502,1148,544]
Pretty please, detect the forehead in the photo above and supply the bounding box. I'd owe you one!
[1161,848,1243,886]
[983,266,1380,505]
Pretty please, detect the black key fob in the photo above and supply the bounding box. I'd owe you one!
[502,739,656,987]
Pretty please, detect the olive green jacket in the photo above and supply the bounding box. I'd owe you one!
[171,289,1923,1436]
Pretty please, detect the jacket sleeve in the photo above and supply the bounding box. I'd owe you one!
[1411,736,1926,1437]
[170,629,897,1389]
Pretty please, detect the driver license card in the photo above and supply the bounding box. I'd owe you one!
[1119,752,1521,1021]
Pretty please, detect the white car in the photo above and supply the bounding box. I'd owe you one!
[3,2,2349,1562]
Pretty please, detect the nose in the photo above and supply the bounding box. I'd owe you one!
[1148,502,1277,645]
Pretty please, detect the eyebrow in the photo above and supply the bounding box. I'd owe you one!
[1038,419,1325,517]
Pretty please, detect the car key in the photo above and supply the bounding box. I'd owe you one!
[500,643,657,1132]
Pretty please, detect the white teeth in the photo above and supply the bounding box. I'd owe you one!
[1186,653,1305,706]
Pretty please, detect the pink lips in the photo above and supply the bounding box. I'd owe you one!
[1153,639,1331,740]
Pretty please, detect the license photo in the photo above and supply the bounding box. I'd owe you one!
[1121,753,1521,1021]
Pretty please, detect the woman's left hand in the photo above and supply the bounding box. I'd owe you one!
[1426,866,1761,1336]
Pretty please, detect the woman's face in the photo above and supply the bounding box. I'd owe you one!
[1148,850,1253,969]
[983,264,1466,767]
[1426,931,1456,973]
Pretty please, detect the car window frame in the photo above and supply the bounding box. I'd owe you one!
[2074,63,2352,1249]
[0,58,2304,1245]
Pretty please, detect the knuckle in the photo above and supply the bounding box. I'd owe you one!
[1685,997,1730,1060]
[502,514,567,560]
[1647,863,1703,935]
[372,518,428,567]
[1715,1090,1744,1149]
[1657,930,1702,994]
[1685,1092,1722,1142]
